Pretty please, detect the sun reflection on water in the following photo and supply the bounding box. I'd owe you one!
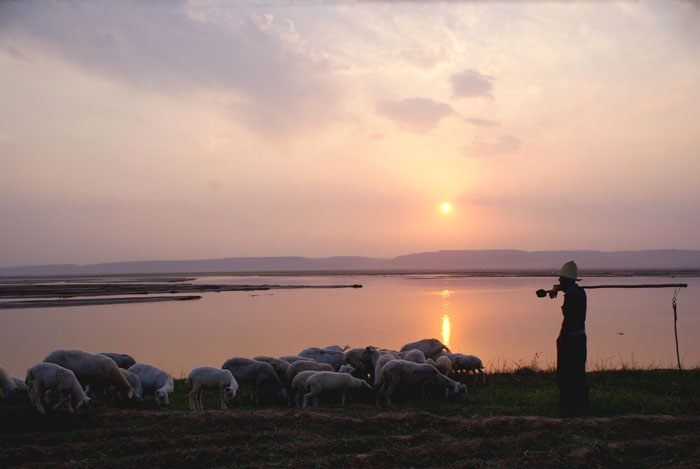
[441,289,451,347]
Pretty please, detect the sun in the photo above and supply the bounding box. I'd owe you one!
[441,202,452,213]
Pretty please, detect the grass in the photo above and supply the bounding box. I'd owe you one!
[4,367,699,418]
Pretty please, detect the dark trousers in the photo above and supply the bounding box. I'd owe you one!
[556,334,589,411]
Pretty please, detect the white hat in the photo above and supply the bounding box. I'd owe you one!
[559,261,580,280]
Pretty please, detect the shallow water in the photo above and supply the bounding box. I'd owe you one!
[0,275,697,377]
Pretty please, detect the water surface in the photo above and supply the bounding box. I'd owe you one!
[0,275,697,378]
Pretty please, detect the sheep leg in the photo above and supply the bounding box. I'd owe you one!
[197,389,204,411]
[32,385,46,414]
[188,388,198,411]
[302,392,311,408]
[341,391,347,405]
[383,383,397,405]
[220,390,228,410]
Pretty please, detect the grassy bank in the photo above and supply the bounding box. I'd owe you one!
[1,368,699,468]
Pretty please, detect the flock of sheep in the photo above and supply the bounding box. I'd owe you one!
[0,338,486,414]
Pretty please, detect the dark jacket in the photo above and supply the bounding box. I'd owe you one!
[560,283,586,337]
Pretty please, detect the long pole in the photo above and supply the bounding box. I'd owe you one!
[581,283,687,290]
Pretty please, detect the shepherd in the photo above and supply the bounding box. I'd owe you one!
[546,261,589,414]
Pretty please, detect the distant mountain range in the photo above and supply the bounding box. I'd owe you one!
[1,250,700,276]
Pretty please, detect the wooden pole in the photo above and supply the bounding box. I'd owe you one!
[581,283,687,289]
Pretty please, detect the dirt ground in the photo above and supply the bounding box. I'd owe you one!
[2,408,700,468]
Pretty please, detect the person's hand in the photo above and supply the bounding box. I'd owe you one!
[548,285,559,298]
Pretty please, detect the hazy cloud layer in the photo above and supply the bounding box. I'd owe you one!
[464,135,521,157]
[451,69,493,99]
[465,117,498,127]
[376,97,453,133]
[0,1,340,136]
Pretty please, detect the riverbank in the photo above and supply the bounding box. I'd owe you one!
[2,368,698,467]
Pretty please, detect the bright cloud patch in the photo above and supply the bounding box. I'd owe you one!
[465,135,522,157]
[376,97,453,133]
[451,69,494,99]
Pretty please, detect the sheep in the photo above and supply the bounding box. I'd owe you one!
[291,370,319,407]
[11,376,28,395]
[128,363,174,407]
[278,355,314,364]
[222,357,287,405]
[324,345,349,352]
[448,353,486,384]
[253,356,291,386]
[400,339,451,360]
[25,363,90,414]
[375,359,468,405]
[373,354,399,387]
[187,366,238,411]
[43,349,134,401]
[435,355,453,376]
[400,348,426,364]
[0,364,17,400]
[298,347,345,370]
[303,371,372,408]
[120,368,144,403]
[285,359,334,384]
[342,346,380,382]
[99,352,136,370]
[291,364,356,407]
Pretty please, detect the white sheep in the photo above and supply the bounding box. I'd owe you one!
[120,368,144,403]
[373,354,399,387]
[99,352,136,370]
[0,364,17,400]
[400,348,426,364]
[448,353,486,384]
[128,363,174,407]
[400,339,451,360]
[291,370,319,407]
[25,363,90,414]
[435,356,453,376]
[43,349,135,401]
[375,359,468,405]
[187,367,238,411]
[302,371,372,408]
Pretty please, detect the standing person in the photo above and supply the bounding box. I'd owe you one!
[548,261,589,414]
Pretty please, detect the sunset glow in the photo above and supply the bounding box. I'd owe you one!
[0,1,698,267]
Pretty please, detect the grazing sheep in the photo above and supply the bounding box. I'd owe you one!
[285,360,334,384]
[99,352,136,370]
[435,356,453,376]
[25,363,90,414]
[376,359,468,405]
[11,376,28,394]
[187,367,238,411]
[342,346,380,382]
[448,353,486,384]
[0,365,17,400]
[291,370,319,407]
[400,339,451,360]
[324,345,349,352]
[44,349,134,401]
[278,355,314,364]
[373,354,399,386]
[337,364,356,374]
[222,358,287,405]
[253,356,291,386]
[120,368,144,403]
[298,347,345,370]
[400,349,426,364]
[128,363,174,407]
[303,371,373,408]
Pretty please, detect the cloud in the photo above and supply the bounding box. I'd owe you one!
[0,1,341,137]
[465,117,499,127]
[6,46,32,63]
[376,97,453,133]
[464,134,522,157]
[451,69,494,99]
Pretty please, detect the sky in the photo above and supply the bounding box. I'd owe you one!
[0,0,699,267]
